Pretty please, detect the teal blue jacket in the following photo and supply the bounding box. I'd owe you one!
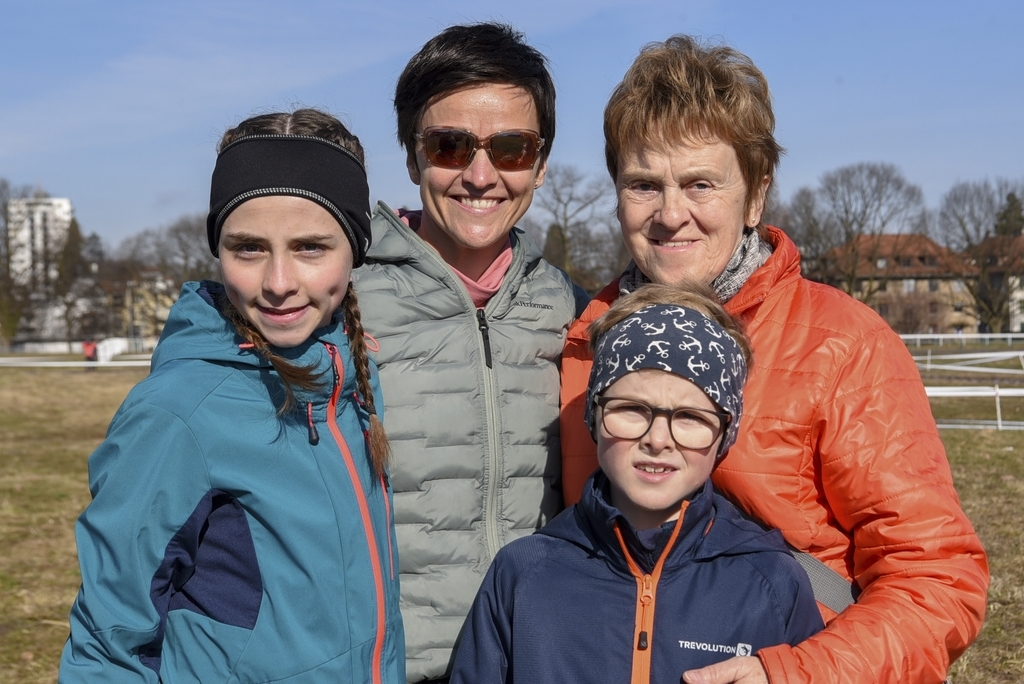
[60,281,404,684]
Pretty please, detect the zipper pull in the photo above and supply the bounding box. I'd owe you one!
[641,575,654,604]
[637,575,654,650]
[306,402,320,445]
[476,309,493,368]
[327,344,340,388]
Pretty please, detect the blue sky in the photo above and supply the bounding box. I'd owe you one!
[2,1,1022,247]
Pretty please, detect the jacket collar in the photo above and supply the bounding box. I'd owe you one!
[723,226,801,318]
[367,200,547,315]
[152,280,357,420]
[566,278,618,344]
[570,225,802,340]
[575,470,716,575]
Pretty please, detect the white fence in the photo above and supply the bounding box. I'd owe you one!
[4,337,156,366]
[0,337,152,369]
[925,385,1024,430]
[902,333,1024,347]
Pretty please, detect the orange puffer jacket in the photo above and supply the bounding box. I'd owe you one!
[559,227,988,684]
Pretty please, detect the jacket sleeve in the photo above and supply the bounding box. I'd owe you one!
[775,555,826,647]
[449,554,514,684]
[59,402,211,683]
[758,326,989,684]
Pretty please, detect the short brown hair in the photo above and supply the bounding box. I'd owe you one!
[588,281,751,368]
[604,35,782,234]
[219,108,365,163]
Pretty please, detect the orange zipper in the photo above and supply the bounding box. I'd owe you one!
[612,501,689,684]
[325,344,387,684]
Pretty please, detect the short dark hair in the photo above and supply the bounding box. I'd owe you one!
[394,22,556,168]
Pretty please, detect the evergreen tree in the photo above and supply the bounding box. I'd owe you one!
[995,192,1024,236]
[56,217,85,297]
[542,222,567,270]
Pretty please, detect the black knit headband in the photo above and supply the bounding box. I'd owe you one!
[207,134,372,266]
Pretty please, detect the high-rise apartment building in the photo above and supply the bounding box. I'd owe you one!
[5,197,74,293]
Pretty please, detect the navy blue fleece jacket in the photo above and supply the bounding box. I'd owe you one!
[450,472,823,684]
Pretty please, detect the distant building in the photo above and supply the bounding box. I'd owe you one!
[124,271,176,341]
[820,233,977,334]
[968,233,1024,333]
[5,197,74,294]
[1010,274,1024,333]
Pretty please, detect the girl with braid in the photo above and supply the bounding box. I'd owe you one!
[60,108,404,683]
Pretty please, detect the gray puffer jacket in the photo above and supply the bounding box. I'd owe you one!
[353,202,584,682]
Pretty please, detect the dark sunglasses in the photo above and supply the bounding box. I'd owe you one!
[416,128,545,172]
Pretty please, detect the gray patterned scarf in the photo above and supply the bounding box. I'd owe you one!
[618,229,773,303]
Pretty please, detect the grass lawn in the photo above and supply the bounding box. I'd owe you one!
[1,365,1021,682]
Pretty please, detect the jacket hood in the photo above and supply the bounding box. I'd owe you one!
[153,281,261,370]
[539,470,786,574]
[152,281,357,416]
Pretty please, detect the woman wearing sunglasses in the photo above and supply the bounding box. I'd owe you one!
[352,22,586,683]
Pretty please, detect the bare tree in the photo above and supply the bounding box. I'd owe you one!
[115,213,219,287]
[816,163,924,302]
[530,164,626,293]
[777,186,836,281]
[935,179,1024,332]
[162,214,221,284]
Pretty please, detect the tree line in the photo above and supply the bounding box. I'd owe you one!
[529,162,1024,333]
[769,163,1024,333]
[3,161,1022,348]
[0,178,218,349]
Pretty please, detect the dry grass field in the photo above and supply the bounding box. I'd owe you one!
[1,363,1021,683]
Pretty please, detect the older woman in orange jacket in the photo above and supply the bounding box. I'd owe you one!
[559,35,987,684]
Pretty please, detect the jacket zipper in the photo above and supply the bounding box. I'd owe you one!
[475,307,499,557]
[325,344,388,684]
[476,310,493,368]
[390,213,520,561]
[612,502,689,684]
[477,308,502,557]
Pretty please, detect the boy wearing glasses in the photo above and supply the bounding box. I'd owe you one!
[449,284,823,684]
[352,22,586,682]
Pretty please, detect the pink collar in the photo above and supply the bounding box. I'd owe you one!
[450,238,513,308]
[398,208,513,308]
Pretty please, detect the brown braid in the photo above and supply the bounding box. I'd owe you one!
[216,292,323,414]
[342,282,392,477]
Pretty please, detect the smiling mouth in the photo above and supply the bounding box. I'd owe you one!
[258,305,307,316]
[650,238,695,248]
[458,198,501,210]
[636,464,675,474]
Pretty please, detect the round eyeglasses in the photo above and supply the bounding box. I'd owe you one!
[415,128,545,172]
[596,397,729,450]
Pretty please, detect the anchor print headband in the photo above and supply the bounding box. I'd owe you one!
[585,303,748,456]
